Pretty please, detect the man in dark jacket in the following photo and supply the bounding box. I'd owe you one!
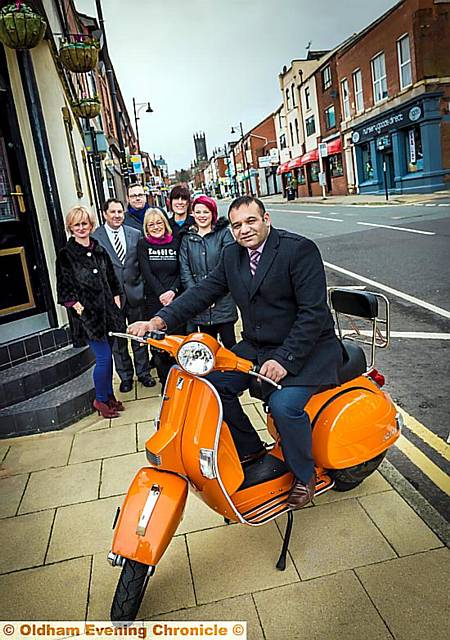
[128,196,343,510]
[123,183,150,233]
[93,198,155,392]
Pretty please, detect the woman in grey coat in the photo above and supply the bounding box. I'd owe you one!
[179,195,238,348]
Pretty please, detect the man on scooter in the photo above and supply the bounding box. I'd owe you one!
[128,196,344,510]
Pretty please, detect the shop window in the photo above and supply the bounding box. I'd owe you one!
[405,126,423,173]
[328,154,343,177]
[341,79,350,119]
[305,115,316,136]
[322,65,332,91]
[297,168,305,184]
[353,69,364,113]
[397,35,412,89]
[361,143,374,181]
[310,161,320,182]
[325,105,336,130]
[372,52,388,103]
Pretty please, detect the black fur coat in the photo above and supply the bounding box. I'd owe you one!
[56,237,125,346]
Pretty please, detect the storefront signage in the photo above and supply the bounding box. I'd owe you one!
[408,129,416,164]
[270,148,279,164]
[319,143,328,158]
[351,103,423,144]
[258,155,272,168]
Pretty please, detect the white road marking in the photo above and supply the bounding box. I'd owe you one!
[307,215,343,222]
[324,262,450,320]
[438,203,450,207]
[343,330,450,340]
[270,208,320,214]
[357,222,435,235]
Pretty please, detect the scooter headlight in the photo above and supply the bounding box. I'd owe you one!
[177,341,215,376]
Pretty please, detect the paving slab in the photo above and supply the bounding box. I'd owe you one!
[137,420,157,451]
[176,491,225,535]
[0,556,91,620]
[100,451,146,498]
[187,521,299,604]
[19,460,101,514]
[359,490,443,556]
[158,594,264,640]
[137,381,162,400]
[46,495,123,563]
[76,412,111,433]
[0,445,9,462]
[0,510,54,573]
[88,536,195,620]
[1,435,72,475]
[316,471,392,504]
[113,379,137,402]
[112,398,159,426]
[253,569,392,640]
[285,498,396,579]
[356,547,450,640]
[69,423,136,464]
[0,473,28,518]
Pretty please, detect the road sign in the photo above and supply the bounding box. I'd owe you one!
[258,156,272,168]
[319,143,328,158]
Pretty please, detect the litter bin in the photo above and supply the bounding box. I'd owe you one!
[287,187,296,201]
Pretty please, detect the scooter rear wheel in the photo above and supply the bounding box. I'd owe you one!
[111,559,153,624]
[329,452,386,492]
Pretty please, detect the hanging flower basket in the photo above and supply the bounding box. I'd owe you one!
[71,96,101,119]
[59,39,99,73]
[0,2,47,50]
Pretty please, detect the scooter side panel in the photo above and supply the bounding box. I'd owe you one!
[311,377,399,468]
[111,467,188,565]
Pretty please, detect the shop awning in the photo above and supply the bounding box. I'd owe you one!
[299,148,319,165]
[326,137,342,155]
[276,138,342,174]
[276,156,303,174]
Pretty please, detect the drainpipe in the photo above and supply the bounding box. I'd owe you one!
[16,50,66,253]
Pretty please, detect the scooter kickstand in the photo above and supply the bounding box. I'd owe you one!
[276,511,293,571]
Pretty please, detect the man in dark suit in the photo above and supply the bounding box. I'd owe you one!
[128,196,343,509]
[93,199,155,392]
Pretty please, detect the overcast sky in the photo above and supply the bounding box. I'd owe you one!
[74,0,398,172]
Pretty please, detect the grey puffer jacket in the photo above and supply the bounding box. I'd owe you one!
[179,217,238,326]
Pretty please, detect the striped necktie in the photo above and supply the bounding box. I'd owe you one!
[113,230,125,264]
[249,249,261,276]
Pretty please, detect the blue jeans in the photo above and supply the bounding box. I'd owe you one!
[208,370,318,483]
[87,338,114,402]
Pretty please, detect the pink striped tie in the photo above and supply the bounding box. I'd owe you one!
[249,249,261,276]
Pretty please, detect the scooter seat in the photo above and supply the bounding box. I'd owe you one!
[339,339,367,384]
[239,453,290,490]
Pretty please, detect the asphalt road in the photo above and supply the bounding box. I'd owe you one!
[217,198,450,521]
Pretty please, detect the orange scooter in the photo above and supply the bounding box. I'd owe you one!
[107,288,401,623]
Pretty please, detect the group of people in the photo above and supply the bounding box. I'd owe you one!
[56,184,237,419]
[57,186,345,511]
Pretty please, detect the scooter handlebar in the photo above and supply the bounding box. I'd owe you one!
[249,366,282,390]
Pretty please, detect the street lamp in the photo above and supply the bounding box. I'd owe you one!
[133,98,153,155]
[230,121,254,196]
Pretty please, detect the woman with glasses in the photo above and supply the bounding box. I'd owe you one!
[56,206,125,419]
[137,208,183,387]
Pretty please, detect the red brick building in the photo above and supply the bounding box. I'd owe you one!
[336,0,450,195]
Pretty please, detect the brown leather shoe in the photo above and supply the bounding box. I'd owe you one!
[286,474,316,510]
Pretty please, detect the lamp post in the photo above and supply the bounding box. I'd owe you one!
[132,98,153,155]
[231,121,254,196]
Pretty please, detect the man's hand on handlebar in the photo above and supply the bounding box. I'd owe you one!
[259,359,288,383]
[127,316,167,337]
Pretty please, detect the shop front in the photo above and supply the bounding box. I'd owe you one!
[351,94,448,195]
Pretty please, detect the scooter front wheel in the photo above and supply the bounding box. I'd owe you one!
[329,452,386,492]
[111,559,154,624]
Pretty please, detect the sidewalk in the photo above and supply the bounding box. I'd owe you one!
[0,377,449,639]
[259,189,450,207]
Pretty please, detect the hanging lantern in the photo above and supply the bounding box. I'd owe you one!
[59,38,99,73]
[0,2,47,50]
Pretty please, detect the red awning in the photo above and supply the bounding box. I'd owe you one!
[327,137,342,155]
[299,149,319,165]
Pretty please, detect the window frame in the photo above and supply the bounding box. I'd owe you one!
[304,86,311,111]
[305,115,316,137]
[341,78,350,120]
[286,87,291,110]
[294,117,300,144]
[322,65,332,91]
[397,34,412,90]
[324,104,336,130]
[353,69,364,114]
[371,51,388,104]
[291,83,297,107]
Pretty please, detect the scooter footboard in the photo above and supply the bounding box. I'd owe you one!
[111,467,188,566]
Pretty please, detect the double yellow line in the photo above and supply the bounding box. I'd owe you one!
[395,406,450,495]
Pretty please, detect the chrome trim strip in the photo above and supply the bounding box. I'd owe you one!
[136,483,161,536]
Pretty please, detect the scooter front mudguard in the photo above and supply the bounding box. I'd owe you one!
[111,467,188,566]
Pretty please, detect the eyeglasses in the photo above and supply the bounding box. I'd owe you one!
[147,221,165,230]
[129,193,146,198]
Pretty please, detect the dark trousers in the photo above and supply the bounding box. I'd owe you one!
[87,338,114,402]
[207,370,318,483]
[113,302,150,382]
[195,322,237,350]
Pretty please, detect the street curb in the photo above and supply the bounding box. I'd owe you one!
[379,458,450,547]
